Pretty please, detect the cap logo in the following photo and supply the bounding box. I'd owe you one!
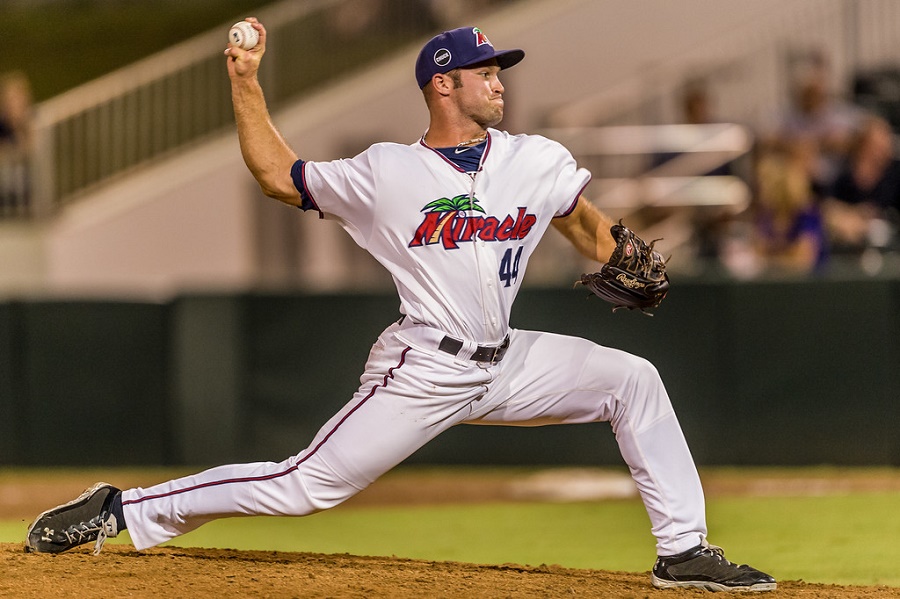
[473,27,491,47]
[434,48,451,67]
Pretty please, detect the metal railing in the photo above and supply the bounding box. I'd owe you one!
[533,123,754,261]
[0,148,30,218]
[27,0,335,217]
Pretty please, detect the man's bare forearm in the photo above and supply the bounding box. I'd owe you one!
[553,196,617,263]
[231,77,299,203]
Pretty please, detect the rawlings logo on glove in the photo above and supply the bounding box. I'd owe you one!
[577,221,669,314]
[615,273,646,289]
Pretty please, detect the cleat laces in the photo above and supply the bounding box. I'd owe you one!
[702,542,754,570]
[93,520,114,556]
[58,513,117,555]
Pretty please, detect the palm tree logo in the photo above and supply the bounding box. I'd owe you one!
[422,194,485,244]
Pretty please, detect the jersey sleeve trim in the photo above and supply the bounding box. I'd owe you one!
[290,159,323,215]
[554,176,592,218]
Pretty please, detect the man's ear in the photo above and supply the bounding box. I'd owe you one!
[431,73,454,97]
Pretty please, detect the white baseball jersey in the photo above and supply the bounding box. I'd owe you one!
[295,128,590,344]
[121,128,708,559]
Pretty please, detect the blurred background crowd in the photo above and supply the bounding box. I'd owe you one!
[643,53,900,280]
[2,0,900,295]
[696,51,900,279]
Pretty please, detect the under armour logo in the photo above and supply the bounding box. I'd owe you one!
[41,527,55,542]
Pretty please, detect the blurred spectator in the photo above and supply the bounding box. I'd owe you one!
[768,51,864,194]
[683,80,711,124]
[0,70,33,151]
[0,71,34,213]
[329,0,388,38]
[751,141,828,274]
[821,115,899,258]
[653,79,734,176]
[681,80,733,176]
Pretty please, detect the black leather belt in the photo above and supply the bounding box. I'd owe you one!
[439,335,510,362]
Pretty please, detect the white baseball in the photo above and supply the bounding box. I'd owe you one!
[229,21,259,50]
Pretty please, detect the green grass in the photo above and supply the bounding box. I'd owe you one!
[161,501,658,570]
[6,491,896,587]
[708,493,900,587]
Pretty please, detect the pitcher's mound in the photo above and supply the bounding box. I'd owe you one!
[3,543,895,598]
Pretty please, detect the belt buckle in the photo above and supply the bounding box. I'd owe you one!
[487,345,500,363]
[487,336,508,363]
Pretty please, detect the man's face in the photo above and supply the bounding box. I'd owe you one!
[449,59,505,129]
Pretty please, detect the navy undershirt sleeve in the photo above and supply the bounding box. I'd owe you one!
[289,159,319,212]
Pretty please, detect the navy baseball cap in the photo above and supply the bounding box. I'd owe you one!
[415,26,525,89]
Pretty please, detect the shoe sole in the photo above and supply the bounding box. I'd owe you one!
[24,482,116,554]
[652,573,777,592]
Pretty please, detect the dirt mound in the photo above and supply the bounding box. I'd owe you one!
[1,543,892,598]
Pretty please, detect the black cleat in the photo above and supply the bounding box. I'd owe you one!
[25,482,121,555]
[651,542,777,592]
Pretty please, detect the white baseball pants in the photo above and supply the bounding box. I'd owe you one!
[123,319,707,555]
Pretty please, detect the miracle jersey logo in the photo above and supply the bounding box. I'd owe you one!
[408,194,537,250]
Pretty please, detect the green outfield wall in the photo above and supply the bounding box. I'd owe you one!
[1,279,898,467]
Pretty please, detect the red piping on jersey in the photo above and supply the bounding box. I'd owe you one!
[300,161,325,219]
[122,346,413,507]
[419,132,492,173]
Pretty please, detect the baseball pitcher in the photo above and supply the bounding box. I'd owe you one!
[26,21,775,592]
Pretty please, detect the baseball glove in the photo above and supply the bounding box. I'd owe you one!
[577,221,669,314]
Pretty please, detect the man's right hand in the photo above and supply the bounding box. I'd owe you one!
[225,18,266,80]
